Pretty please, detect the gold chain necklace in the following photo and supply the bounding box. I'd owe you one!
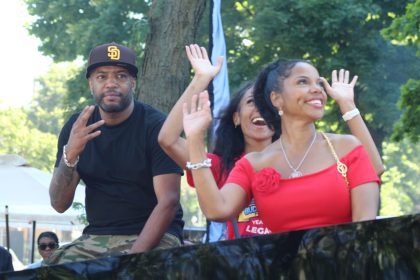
[279,132,317,178]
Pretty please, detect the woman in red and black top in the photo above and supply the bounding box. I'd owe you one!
[159,45,274,240]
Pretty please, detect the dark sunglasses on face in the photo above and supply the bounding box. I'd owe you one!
[38,242,58,250]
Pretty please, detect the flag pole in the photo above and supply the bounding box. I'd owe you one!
[205,0,231,243]
[207,0,215,152]
[5,205,10,251]
[209,0,230,145]
[204,0,215,244]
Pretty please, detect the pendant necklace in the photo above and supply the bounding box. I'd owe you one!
[279,132,317,178]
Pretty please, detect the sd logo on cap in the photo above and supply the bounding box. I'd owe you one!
[86,42,138,78]
[107,46,120,60]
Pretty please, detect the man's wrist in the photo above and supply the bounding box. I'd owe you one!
[63,145,79,168]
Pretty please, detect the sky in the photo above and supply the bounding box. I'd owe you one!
[0,0,51,108]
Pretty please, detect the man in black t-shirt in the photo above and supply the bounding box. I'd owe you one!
[46,43,184,265]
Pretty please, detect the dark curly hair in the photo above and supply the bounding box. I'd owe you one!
[212,82,253,179]
[212,81,279,179]
[253,59,312,133]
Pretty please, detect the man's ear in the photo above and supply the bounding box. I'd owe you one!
[232,111,240,127]
[270,91,283,110]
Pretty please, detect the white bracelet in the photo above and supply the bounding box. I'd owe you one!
[342,108,360,121]
[186,158,212,170]
[63,144,79,168]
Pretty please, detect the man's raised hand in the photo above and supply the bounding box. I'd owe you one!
[65,105,105,161]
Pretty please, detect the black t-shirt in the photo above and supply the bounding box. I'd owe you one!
[55,102,184,238]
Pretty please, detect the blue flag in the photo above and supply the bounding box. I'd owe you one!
[211,0,230,137]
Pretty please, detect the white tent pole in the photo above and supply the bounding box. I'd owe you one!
[30,220,36,263]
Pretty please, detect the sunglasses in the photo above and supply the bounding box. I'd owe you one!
[38,242,58,251]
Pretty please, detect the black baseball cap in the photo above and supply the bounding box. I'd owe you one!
[86,42,138,78]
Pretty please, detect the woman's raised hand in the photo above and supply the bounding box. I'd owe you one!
[186,44,223,79]
[321,69,358,106]
[183,90,212,139]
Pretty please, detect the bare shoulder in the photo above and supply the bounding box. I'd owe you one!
[244,150,264,164]
[323,133,361,158]
[245,142,280,171]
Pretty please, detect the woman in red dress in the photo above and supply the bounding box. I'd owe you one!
[182,59,381,233]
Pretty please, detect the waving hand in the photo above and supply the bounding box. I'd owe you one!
[186,44,223,79]
[320,69,358,105]
[183,91,212,139]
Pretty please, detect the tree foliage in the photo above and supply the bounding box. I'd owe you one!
[392,79,420,142]
[382,0,420,142]
[25,0,151,116]
[180,179,206,228]
[25,0,418,151]
[25,0,207,115]
[27,62,80,135]
[0,108,56,172]
[26,0,149,62]
[219,0,418,150]
[381,0,420,54]
[380,139,420,216]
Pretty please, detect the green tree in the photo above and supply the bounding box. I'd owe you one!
[25,0,207,114]
[27,62,80,135]
[180,178,206,228]
[382,0,420,142]
[72,202,88,225]
[25,1,418,150]
[219,0,418,151]
[380,139,420,216]
[0,108,56,171]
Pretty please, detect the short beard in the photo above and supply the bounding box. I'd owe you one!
[96,89,134,113]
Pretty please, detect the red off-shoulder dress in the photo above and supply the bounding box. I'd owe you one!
[226,145,380,233]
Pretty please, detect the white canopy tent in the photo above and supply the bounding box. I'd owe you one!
[0,154,85,230]
[0,154,86,266]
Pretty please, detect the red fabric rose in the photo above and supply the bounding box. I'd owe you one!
[252,168,282,194]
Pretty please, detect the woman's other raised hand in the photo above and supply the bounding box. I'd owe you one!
[183,90,212,139]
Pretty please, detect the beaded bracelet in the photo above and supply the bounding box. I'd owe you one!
[342,108,360,121]
[63,144,79,168]
[186,158,212,170]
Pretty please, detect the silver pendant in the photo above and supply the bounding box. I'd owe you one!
[289,170,303,178]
